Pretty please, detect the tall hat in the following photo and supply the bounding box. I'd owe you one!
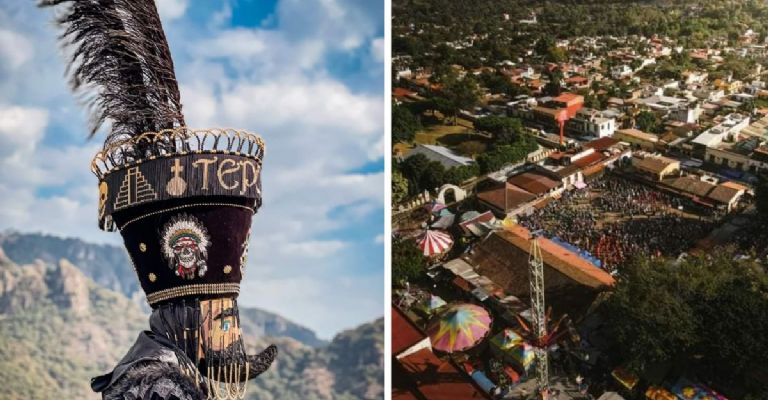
[39,0,276,393]
[40,0,264,308]
[93,128,264,305]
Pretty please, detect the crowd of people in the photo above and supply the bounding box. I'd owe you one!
[519,177,716,271]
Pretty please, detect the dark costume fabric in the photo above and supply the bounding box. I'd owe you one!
[102,361,203,400]
[92,331,205,400]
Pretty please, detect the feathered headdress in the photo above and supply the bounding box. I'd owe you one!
[41,0,184,150]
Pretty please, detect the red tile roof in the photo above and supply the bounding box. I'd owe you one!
[573,151,606,168]
[477,183,536,212]
[507,172,561,195]
[395,348,491,400]
[392,306,427,356]
[553,92,584,105]
[473,226,615,292]
[584,137,620,151]
[566,76,588,84]
[393,87,417,99]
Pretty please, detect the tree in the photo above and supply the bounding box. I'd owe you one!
[756,173,768,216]
[399,154,430,194]
[544,69,564,96]
[584,93,602,109]
[602,249,768,394]
[392,238,427,285]
[393,104,421,143]
[399,154,448,195]
[405,99,437,116]
[740,99,756,115]
[636,110,659,133]
[477,134,538,173]
[475,116,524,145]
[444,164,480,185]
[479,72,514,95]
[392,170,409,205]
[534,37,556,59]
[440,75,480,124]
[420,161,446,192]
[546,46,567,63]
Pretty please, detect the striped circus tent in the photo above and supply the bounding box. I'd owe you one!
[417,229,453,257]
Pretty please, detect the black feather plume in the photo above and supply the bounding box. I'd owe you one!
[39,0,185,150]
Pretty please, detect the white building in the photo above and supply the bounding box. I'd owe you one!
[683,71,708,85]
[611,65,633,79]
[568,109,616,138]
[669,104,702,124]
[635,95,687,112]
[691,113,751,157]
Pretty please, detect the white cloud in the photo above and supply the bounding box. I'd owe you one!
[156,0,189,21]
[277,0,381,53]
[0,105,47,157]
[0,104,104,243]
[0,29,33,70]
[278,240,347,258]
[218,79,381,136]
[370,37,384,63]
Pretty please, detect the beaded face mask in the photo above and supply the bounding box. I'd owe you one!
[200,298,240,352]
[152,297,253,400]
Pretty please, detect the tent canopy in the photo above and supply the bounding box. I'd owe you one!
[418,229,453,257]
[428,303,492,353]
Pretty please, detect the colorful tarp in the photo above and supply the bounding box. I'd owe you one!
[428,303,492,353]
[671,379,728,400]
[425,294,447,311]
[490,328,524,350]
[489,328,537,371]
[645,386,676,400]
[425,201,447,214]
[510,342,535,371]
[418,229,453,257]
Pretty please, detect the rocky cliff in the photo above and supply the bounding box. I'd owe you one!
[0,235,383,399]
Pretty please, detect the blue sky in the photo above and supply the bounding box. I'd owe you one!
[0,0,384,339]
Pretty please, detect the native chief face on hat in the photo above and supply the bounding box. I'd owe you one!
[161,214,210,280]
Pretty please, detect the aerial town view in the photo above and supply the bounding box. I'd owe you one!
[391,1,768,399]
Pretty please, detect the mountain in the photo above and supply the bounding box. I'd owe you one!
[245,318,384,400]
[326,318,385,399]
[0,247,147,399]
[0,234,383,399]
[240,307,328,348]
[0,231,140,302]
[0,231,326,348]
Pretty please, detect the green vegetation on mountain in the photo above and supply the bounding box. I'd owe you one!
[0,250,146,399]
[0,232,140,300]
[0,232,327,348]
[0,237,383,400]
[245,318,384,400]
